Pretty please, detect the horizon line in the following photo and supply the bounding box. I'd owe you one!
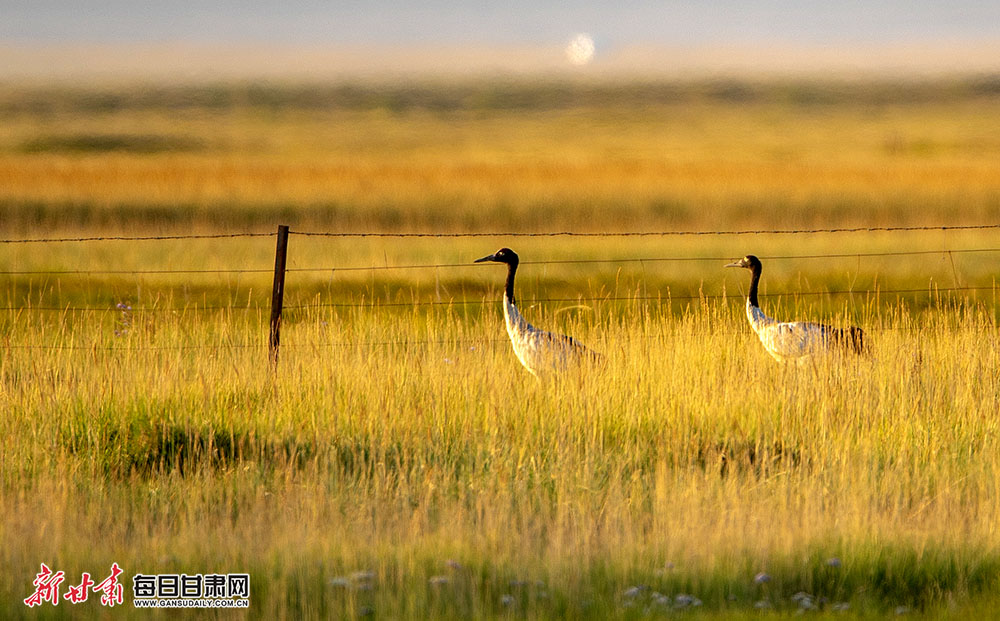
[2,40,1000,84]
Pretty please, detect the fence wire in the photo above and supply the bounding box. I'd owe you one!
[2,325,979,353]
[2,247,999,276]
[0,232,272,244]
[290,223,1000,237]
[2,222,999,245]
[2,226,998,351]
[1,285,994,314]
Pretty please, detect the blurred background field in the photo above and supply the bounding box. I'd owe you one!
[2,79,1000,234]
[3,74,1000,619]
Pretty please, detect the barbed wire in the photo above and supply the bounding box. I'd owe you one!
[3,247,999,276]
[3,228,995,351]
[3,324,981,352]
[284,286,994,309]
[0,223,997,245]
[3,343,263,350]
[2,338,508,351]
[2,285,992,313]
[0,305,260,312]
[0,269,273,275]
[0,232,273,244]
[290,223,1000,238]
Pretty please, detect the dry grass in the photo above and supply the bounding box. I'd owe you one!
[2,80,1000,618]
[3,294,1000,618]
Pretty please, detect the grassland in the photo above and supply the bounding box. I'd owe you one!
[3,79,1000,234]
[2,79,1000,618]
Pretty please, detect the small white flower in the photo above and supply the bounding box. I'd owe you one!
[428,575,449,585]
[329,577,349,587]
[826,557,843,568]
[500,594,515,606]
[754,572,771,584]
[794,594,815,610]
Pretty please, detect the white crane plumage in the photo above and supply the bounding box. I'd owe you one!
[726,255,864,363]
[476,247,601,377]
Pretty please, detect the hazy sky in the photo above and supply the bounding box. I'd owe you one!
[3,1,998,47]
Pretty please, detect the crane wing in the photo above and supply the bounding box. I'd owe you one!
[756,321,864,361]
[756,321,830,360]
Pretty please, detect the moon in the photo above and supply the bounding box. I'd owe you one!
[566,33,596,66]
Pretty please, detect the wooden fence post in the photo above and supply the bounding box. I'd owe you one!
[269,224,290,367]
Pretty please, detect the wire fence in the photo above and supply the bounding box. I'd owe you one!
[2,286,995,314]
[288,223,1000,238]
[2,222,999,245]
[2,246,999,277]
[0,232,272,244]
[3,323,981,353]
[2,224,999,353]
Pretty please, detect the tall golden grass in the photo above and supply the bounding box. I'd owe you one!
[2,80,1000,617]
[4,293,1000,617]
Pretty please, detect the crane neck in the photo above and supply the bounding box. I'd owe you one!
[747,263,761,308]
[504,261,518,306]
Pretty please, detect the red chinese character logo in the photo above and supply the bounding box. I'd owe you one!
[24,563,65,607]
[93,563,124,607]
[64,572,94,604]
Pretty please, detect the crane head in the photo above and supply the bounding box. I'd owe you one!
[475,247,519,266]
[725,255,761,270]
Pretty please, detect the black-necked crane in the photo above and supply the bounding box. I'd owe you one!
[475,247,601,377]
[726,255,864,363]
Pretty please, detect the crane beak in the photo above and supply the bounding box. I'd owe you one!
[725,260,743,268]
[474,253,497,263]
